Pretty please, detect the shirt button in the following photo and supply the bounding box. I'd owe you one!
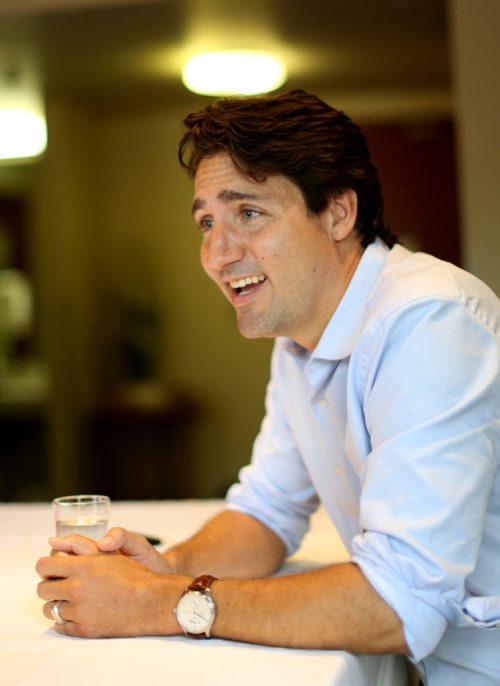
[335,464,343,475]
[318,396,328,408]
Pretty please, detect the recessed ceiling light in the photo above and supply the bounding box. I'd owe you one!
[182,50,287,96]
[0,108,47,161]
[0,68,47,161]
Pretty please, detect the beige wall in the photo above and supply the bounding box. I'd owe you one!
[35,100,273,498]
[34,98,98,494]
[448,0,500,295]
[95,107,273,496]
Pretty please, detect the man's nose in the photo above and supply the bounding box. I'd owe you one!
[203,224,244,271]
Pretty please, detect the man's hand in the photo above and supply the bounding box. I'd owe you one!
[37,527,180,637]
[36,551,187,638]
[48,527,172,574]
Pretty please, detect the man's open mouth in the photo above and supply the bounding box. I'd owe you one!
[229,274,267,295]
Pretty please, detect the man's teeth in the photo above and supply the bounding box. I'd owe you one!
[230,275,266,289]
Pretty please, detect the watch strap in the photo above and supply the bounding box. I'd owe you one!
[186,574,218,593]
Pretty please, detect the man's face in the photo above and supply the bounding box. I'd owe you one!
[192,153,360,350]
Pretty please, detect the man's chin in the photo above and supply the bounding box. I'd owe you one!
[236,315,276,341]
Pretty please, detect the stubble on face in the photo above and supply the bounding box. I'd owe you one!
[195,154,359,350]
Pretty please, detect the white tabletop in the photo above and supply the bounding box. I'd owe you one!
[0,500,408,685]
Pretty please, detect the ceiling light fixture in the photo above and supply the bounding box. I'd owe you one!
[182,50,287,96]
[0,67,47,162]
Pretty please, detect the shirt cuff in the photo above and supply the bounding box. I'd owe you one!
[352,533,448,662]
[226,483,311,557]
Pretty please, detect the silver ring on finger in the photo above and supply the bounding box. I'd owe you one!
[50,600,67,625]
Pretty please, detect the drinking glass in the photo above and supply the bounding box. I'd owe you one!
[52,494,110,539]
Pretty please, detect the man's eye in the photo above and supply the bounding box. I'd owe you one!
[199,218,214,232]
[242,209,259,220]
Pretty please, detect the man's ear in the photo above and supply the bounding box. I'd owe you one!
[327,189,358,242]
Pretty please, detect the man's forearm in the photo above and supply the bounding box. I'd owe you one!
[206,562,408,654]
[161,510,407,654]
[163,510,286,578]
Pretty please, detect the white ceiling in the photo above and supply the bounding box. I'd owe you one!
[0,0,450,119]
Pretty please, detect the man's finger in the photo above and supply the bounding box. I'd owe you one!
[97,527,169,573]
[36,553,81,581]
[48,535,100,556]
[97,527,150,555]
[37,576,68,601]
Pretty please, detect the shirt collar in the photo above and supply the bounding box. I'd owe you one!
[284,238,390,364]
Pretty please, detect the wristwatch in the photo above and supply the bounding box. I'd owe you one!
[174,574,218,638]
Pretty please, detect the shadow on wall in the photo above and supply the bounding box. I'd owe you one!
[364,120,460,265]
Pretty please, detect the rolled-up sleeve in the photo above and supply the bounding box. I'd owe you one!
[227,344,319,555]
[351,297,500,661]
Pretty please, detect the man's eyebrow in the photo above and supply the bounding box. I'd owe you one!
[192,189,262,215]
[191,198,205,215]
[218,189,261,203]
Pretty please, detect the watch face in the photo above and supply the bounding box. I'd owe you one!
[176,590,215,635]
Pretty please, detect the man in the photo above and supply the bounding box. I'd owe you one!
[37,90,500,685]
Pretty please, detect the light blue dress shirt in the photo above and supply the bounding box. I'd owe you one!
[226,239,500,685]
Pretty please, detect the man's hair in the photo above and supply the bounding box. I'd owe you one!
[178,89,396,248]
